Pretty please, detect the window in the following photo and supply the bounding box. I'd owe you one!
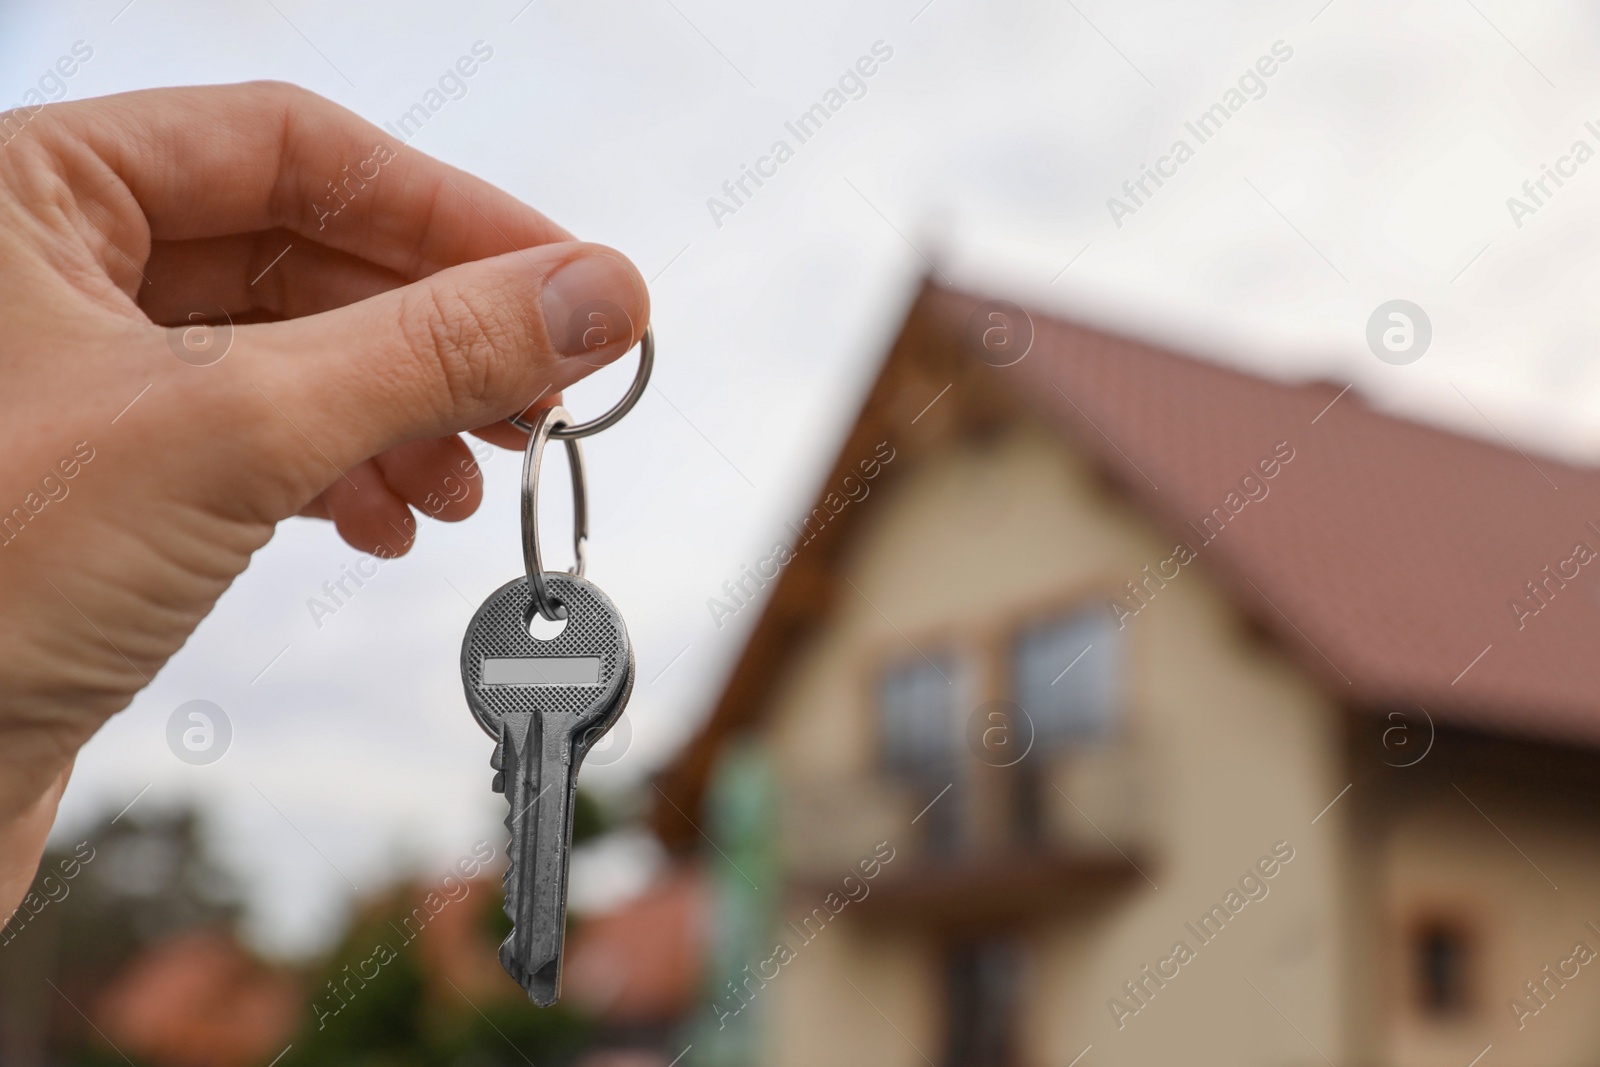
[878,655,957,772]
[1011,609,1120,744]
[1414,920,1474,1018]
[879,655,962,853]
[944,940,1021,1067]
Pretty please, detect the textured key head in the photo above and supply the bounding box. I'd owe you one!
[461,574,633,740]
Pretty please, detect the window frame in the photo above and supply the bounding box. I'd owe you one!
[854,582,1139,854]
[874,649,966,775]
[1004,601,1127,750]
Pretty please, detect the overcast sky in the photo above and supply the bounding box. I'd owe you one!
[7,0,1600,955]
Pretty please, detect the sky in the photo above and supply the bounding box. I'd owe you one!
[5,0,1600,956]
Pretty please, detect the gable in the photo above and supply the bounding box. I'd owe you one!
[654,281,1600,849]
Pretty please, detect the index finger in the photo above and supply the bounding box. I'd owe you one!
[46,80,568,281]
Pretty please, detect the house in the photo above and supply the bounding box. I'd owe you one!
[651,281,1600,1067]
[565,866,709,1065]
[95,930,300,1067]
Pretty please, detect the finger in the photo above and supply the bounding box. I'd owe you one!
[141,231,406,324]
[322,459,417,557]
[373,436,482,523]
[252,241,648,476]
[0,760,74,928]
[469,423,534,451]
[298,494,331,521]
[467,392,564,451]
[50,81,572,279]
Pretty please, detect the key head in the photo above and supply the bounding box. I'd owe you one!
[461,573,634,742]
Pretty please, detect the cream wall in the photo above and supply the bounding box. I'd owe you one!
[755,422,1352,1067]
[1382,795,1600,1067]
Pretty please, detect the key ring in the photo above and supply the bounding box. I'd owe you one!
[508,324,654,439]
[521,405,588,621]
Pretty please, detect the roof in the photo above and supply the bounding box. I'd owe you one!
[562,867,707,1024]
[95,930,300,1067]
[653,281,1600,848]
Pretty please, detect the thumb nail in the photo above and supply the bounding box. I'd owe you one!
[540,251,642,361]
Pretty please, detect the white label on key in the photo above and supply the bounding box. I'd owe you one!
[481,657,602,686]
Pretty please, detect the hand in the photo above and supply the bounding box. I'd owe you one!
[0,82,649,918]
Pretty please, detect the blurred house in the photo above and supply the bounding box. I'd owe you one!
[565,867,708,1066]
[0,809,246,1067]
[88,871,594,1067]
[651,282,1600,1067]
[96,930,300,1067]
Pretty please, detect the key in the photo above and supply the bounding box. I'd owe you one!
[461,570,634,1005]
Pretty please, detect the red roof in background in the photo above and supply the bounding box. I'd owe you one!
[563,868,707,1025]
[95,930,299,1067]
[923,286,1600,744]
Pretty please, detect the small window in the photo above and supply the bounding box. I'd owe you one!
[1012,609,1119,743]
[878,655,957,772]
[944,940,1021,1067]
[1413,920,1474,1018]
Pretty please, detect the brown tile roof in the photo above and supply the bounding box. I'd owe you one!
[964,286,1600,744]
[652,281,1600,848]
[563,867,707,1024]
[95,930,299,1067]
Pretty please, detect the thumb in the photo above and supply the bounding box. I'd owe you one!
[259,241,648,470]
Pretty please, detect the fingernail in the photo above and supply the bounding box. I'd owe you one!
[541,252,641,360]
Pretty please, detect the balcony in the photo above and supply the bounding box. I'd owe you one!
[778,737,1156,928]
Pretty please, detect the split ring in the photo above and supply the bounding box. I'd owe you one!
[520,406,588,621]
[508,324,654,440]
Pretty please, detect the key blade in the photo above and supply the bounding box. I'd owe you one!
[462,573,635,1006]
[497,712,580,1006]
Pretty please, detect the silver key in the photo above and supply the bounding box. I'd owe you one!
[461,571,634,1005]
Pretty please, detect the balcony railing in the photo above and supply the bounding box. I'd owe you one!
[778,736,1156,923]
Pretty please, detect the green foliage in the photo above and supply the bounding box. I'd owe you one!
[281,878,593,1067]
[572,788,606,848]
[5,793,617,1066]
[0,807,240,1064]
